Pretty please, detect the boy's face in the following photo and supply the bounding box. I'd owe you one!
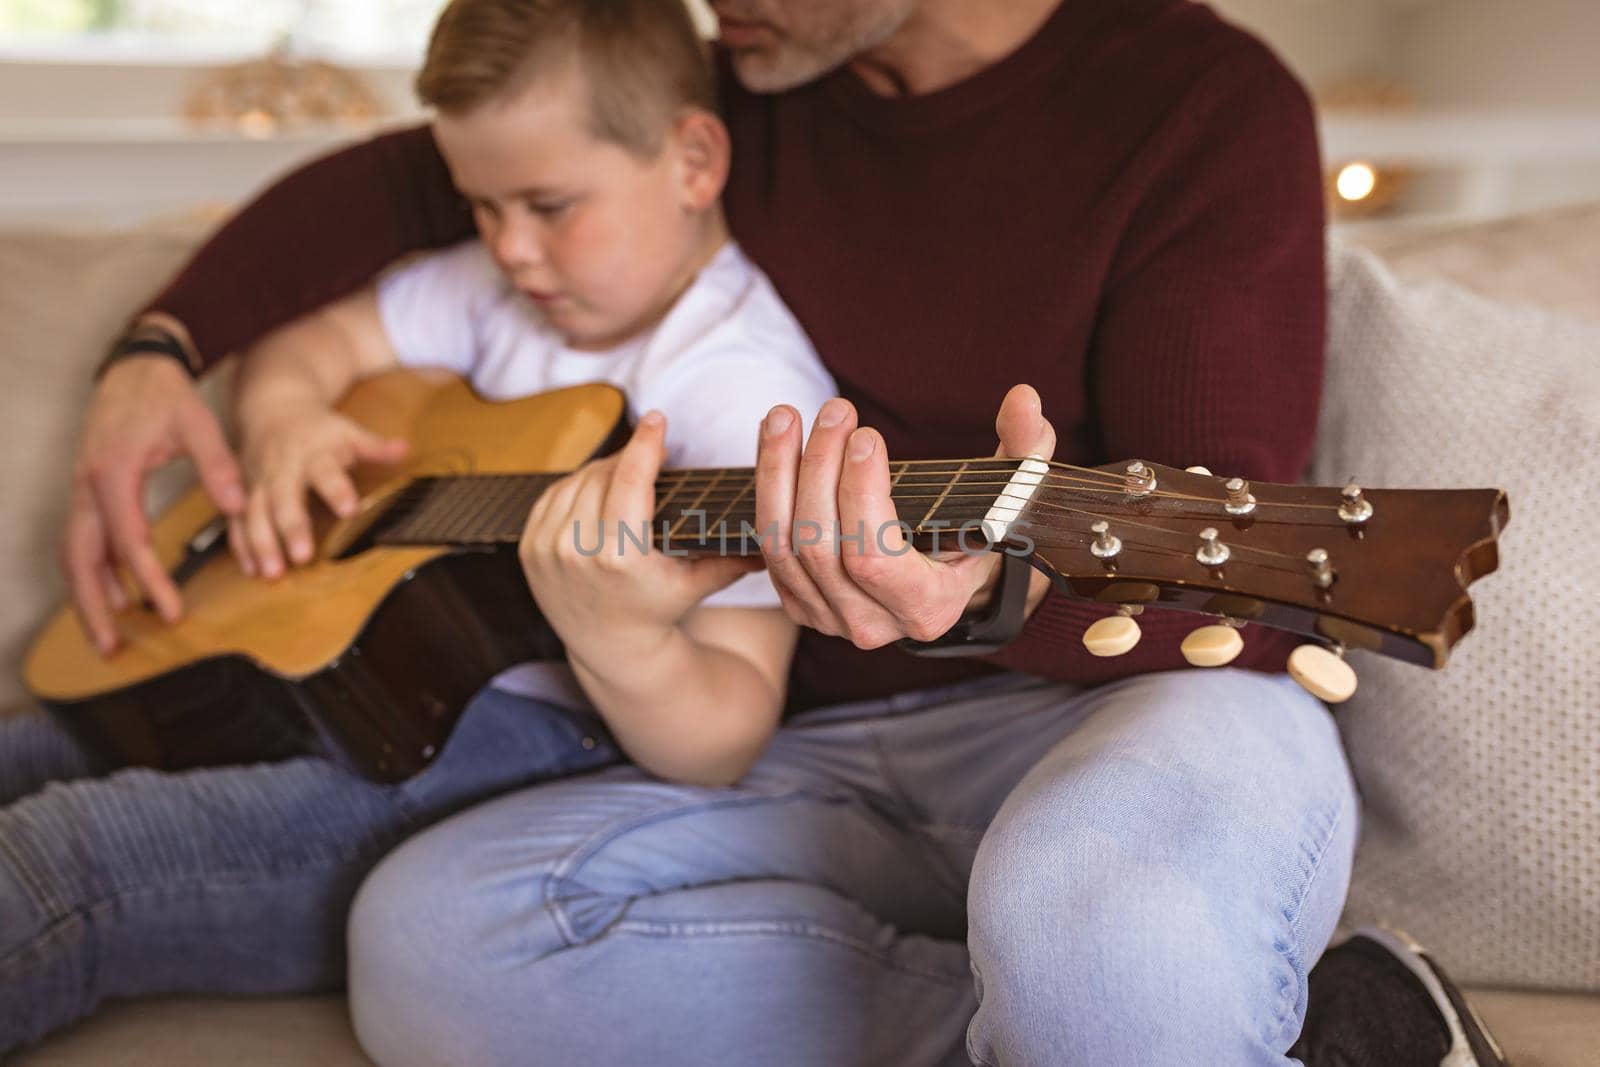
[435,65,712,351]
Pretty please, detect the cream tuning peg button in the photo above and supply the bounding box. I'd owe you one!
[1288,645,1358,703]
[1181,624,1243,667]
[1185,466,1213,475]
[1084,614,1142,657]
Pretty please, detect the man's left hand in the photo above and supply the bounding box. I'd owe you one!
[754,384,1056,649]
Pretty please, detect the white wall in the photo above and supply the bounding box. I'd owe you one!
[0,59,423,227]
[0,60,419,120]
[1396,0,1600,109]
[1207,0,1400,90]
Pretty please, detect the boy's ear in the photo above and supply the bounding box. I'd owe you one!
[670,108,730,212]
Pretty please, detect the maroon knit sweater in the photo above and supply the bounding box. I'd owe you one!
[142,0,1326,711]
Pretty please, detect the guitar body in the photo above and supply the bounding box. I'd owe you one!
[24,372,630,781]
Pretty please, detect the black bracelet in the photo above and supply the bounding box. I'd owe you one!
[896,550,1038,658]
[95,327,197,382]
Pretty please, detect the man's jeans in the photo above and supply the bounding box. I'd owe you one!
[0,686,618,1054]
[349,668,1358,1067]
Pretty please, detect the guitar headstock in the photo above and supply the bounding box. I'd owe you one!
[1007,459,1509,698]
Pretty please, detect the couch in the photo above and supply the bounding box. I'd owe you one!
[2,208,1597,1065]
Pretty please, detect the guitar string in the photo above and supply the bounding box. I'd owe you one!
[653,493,1324,571]
[383,457,1342,513]
[382,482,1328,569]
[615,457,1349,514]
[381,480,1350,535]
[380,483,1344,550]
[387,470,1351,519]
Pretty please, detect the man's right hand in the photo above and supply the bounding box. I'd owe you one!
[61,354,245,655]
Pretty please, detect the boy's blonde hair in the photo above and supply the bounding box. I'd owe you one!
[417,0,716,158]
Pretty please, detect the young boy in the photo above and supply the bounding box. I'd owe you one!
[0,0,832,1054]
[231,0,835,786]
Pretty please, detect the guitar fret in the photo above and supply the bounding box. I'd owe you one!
[510,475,548,538]
[668,468,722,541]
[477,477,516,542]
[917,461,967,532]
[480,475,534,542]
[495,475,550,541]
[454,479,498,543]
[711,475,754,546]
[399,480,453,543]
[447,480,494,543]
[651,470,691,532]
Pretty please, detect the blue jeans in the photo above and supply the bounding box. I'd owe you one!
[349,668,1358,1067]
[0,686,617,1055]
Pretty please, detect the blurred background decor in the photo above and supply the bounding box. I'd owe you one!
[182,45,383,137]
[1219,0,1600,232]
[0,0,439,225]
[1316,79,1413,220]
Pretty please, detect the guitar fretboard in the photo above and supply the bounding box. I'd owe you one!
[373,459,1031,554]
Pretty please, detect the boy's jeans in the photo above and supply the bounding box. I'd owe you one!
[349,668,1357,1067]
[0,686,618,1054]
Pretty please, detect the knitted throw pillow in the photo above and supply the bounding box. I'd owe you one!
[1316,244,1600,989]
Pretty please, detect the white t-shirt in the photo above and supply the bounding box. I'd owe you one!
[376,238,836,706]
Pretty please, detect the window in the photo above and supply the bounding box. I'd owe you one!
[0,0,450,64]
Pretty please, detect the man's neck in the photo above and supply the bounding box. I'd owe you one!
[848,0,1064,97]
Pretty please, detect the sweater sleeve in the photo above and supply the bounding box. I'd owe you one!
[986,49,1327,684]
[141,125,475,371]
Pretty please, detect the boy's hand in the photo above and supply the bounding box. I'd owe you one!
[518,411,761,661]
[234,409,408,578]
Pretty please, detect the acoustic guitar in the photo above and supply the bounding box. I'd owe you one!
[24,369,1509,782]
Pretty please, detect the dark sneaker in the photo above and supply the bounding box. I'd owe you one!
[1290,926,1511,1066]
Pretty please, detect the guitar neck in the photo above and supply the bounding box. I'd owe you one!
[372,460,1028,555]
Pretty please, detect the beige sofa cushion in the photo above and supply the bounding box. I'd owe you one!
[8,988,1595,1067]
[1319,242,1600,989]
[0,219,216,710]
[9,996,373,1067]
[1350,201,1600,326]
[10,986,1600,1067]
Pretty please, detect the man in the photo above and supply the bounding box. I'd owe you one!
[61,1,1503,1063]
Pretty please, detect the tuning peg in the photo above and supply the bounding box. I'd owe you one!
[1089,520,1122,560]
[1185,465,1213,475]
[1124,461,1157,495]
[1195,527,1230,567]
[1288,644,1358,703]
[1223,477,1257,516]
[1339,479,1374,525]
[1084,607,1142,657]
[1181,622,1244,667]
